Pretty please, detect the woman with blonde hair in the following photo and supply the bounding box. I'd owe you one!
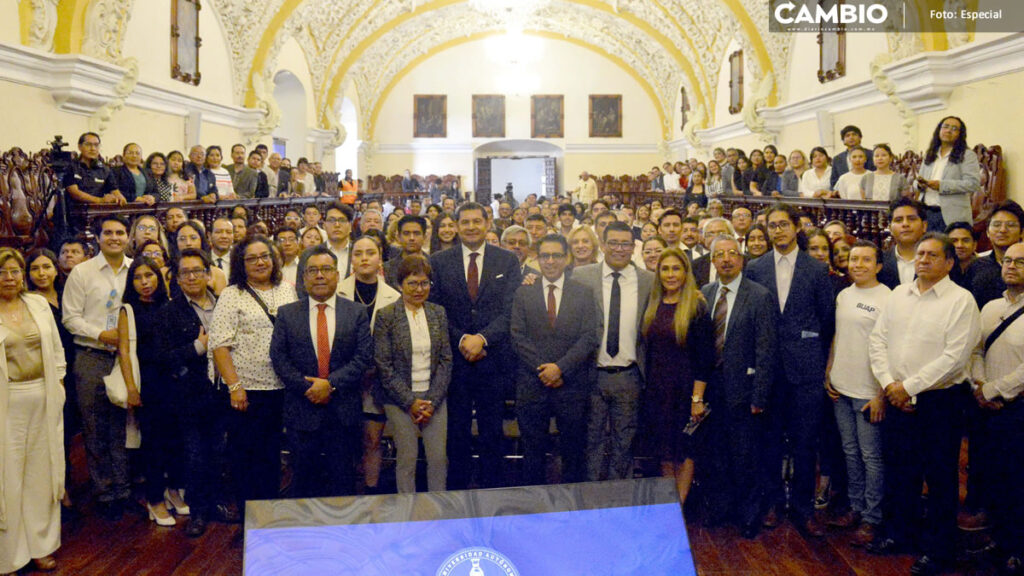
[567,225,600,269]
[0,248,67,574]
[638,247,713,504]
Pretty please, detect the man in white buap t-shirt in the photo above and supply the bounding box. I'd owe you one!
[825,239,891,548]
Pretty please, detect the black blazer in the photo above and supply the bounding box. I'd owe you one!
[745,250,835,386]
[270,297,374,431]
[509,278,601,390]
[372,300,452,409]
[157,294,214,393]
[112,165,156,202]
[693,253,712,287]
[702,278,776,409]
[428,243,523,372]
[878,248,901,290]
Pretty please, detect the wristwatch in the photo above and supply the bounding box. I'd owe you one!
[691,395,703,403]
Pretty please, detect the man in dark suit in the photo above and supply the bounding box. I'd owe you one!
[574,222,655,481]
[510,234,601,485]
[830,125,875,188]
[745,203,835,536]
[158,249,229,536]
[270,244,374,498]
[692,217,737,287]
[879,197,927,289]
[429,202,523,489]
[701,237,776,538]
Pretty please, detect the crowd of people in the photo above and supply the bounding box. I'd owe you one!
[1,115,1014,576]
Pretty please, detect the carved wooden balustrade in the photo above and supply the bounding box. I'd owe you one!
[0,147,60,251]
[366,173,462,202]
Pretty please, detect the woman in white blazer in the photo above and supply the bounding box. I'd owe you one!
[0,248,66,575]
[338,236,401,495]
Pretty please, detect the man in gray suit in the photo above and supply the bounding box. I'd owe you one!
[511,234,601,485]
[574,221,655,480]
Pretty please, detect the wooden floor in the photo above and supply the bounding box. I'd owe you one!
[22,441,1001,576]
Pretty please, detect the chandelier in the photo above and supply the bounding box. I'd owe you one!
[469,0,551,28]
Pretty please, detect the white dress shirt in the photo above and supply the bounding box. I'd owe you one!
[597,263,639,367]
[211,250,231,273]
[308,295,337,355]
[895,249,916,285]
[972,290,1024,401]
[923,150,951,206]
[61,253,132,349]
[329,239,351,277]
[869,275,980,398]
[542,275,565,318]
[405,305,432,393]
[712,273,742,341]
[281,259,298,287]
[773,249,796,312]
[461,243,485,282]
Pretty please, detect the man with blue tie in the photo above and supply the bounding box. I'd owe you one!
[746,203,835,536]
[270,245,374,498]
[429,202,523,489]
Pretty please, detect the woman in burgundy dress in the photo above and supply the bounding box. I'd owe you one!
[639,247,713,503]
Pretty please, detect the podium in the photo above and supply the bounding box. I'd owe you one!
[244,478,697,575]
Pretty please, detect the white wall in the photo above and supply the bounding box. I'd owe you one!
[492,157,546,202]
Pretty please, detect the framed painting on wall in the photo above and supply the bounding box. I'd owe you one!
[473,95,505,138]
[414,94,447,138]
[589,94,622,138]
[171,0,202,86]
[531,95,564,138]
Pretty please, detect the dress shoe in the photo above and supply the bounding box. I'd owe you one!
[215,502,241,524]
[147,502,176,527]
[185,514,208,538]
[957,509,991,531]
[827,509,861,529]
[851,522,876,547]
[910,555,948,576]
[802,515,827,538]
[762,506,780,529]
[33,555,57,572]
[164,488,190,516]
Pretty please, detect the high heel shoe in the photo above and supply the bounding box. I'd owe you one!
[164,488,190,516]
[147,502,176,527]
[33,555,57,572]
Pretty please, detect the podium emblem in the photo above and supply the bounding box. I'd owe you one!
[436,547,520,576]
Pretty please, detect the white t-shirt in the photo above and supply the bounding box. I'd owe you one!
[800,167,832,197]
[832,284,891,399]
[835,171,867,200]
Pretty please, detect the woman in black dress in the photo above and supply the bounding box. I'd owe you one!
[639,247,713,503]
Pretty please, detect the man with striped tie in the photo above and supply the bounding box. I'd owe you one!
[701,235,777,538]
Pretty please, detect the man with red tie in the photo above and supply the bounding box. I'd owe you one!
[270,244,374,497]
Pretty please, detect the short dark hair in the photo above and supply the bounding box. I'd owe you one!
[526,213,547,225]
[537,233,569,255]
[840,125,863,139]
[918,231,956,262]
[591,199,610,211]
[602,221,633,242]
[304,243,338,266]
[397,215,427,234]
[247,150,262,161]
[991,200,1024,227]
[889,196,927,221]
[851,239,882,264]
[78,132,101,145]
[659,208,683,225]
[255,144,268,153]
[325,201,354,222]
[229,235,282,286]
[595,212,618,225]
[454,201,488,221]
[274,225,299,242]
[557,204,576,217]
[94,214,130,236]
[231,143,245,153]
[177,248,211,272]
[681,215,700,227]
[397,254,432,285]
[765,203,800,226]
[944,221,977,240]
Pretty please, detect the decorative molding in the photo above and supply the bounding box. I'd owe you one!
[81,0,135,64]
[376,142,475,154]
[307,127,340,161]
[25,0,59,52]
[564,142,661,154]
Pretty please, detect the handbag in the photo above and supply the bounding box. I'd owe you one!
[103,303,141,409]
[242,283,276,325]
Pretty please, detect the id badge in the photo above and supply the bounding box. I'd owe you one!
[106,312,118,331]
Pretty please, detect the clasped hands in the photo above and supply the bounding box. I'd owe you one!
[536,363,563,388]
[304,376,333,405]
[972,379,1004,411]
[884,380,915,412]
[410,398,434,425]
[459,334,487,362]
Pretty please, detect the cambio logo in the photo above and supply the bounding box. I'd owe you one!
[774,1,888,24]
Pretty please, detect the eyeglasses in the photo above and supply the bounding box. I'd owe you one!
[1002,258,1024,269]
[324,217,349,225]
[243,253,273,264]
[137,225,158,233]
[940,123,961,132]
[304,265,337,277]
[141,251,163,260]
[990,221,1020,230]
[767,221,793,231]
[538,253,566,261]
[712,249,742,259]
[178,268,207,278]
[605,241,634,251]
[0,269,23,279]
[403,280,431,290]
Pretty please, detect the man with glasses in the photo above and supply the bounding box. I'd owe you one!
[969,200,1024,307]
[868,233,980,575]
[271,245,374,497]
[701,235,776,538]
[62,214,132,520]
[275,226,302,287]
[64,132,126,208]
[970,241,1024,574]
[574,221,655,481]
[501,225,537,278]
[692,217,738,287]
[510,234,600,486]
[746,203,835,537]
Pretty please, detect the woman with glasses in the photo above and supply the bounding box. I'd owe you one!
[641,237,668,273]
[638,247,713,504]
[0,248,67,575]
[915,116,980,230]
[374,255,451,493]
[127,215,168,257]
[172,220,227,296]
[209,236,296,510]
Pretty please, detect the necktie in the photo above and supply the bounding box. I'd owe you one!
[316,303,329,378]
[217,257,224,270]
[713,286,729,363]
[467,252,480,301]
[547,284,558,328]
[607,271,621,358]
[777,255,793,312]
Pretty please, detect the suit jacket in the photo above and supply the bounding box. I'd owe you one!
[270,297,374,431]
[693,253,712,287]
[510,278,601,392]
[878,247,902,290]
[295,242,355,299]
[428,243,523,373]
[570,262,655,378]
[112,165,156,202]
[372,301,451,409]
[745,250,835,386]
[702,277,776,409]
[917,148,980,226]
[157,294,215,393]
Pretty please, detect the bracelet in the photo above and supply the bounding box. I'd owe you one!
[691,396,703,403]
[227,382,243,393]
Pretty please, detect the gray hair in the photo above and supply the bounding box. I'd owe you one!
[702,217,736,237]
[501,225,529,244]
[709,235,740,255]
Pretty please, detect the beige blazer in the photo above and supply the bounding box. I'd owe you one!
[337,274,401,333]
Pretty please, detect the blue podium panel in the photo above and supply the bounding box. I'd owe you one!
[244,478,696,576]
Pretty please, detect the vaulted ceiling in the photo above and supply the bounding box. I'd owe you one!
[206,0,795,141]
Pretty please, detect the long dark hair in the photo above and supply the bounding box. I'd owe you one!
[171,219,212,262]
[229,234,282,287]
[25,248,61,293]
[123,256,169,307]
[925,115,968,164]
[430,214,460,253]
